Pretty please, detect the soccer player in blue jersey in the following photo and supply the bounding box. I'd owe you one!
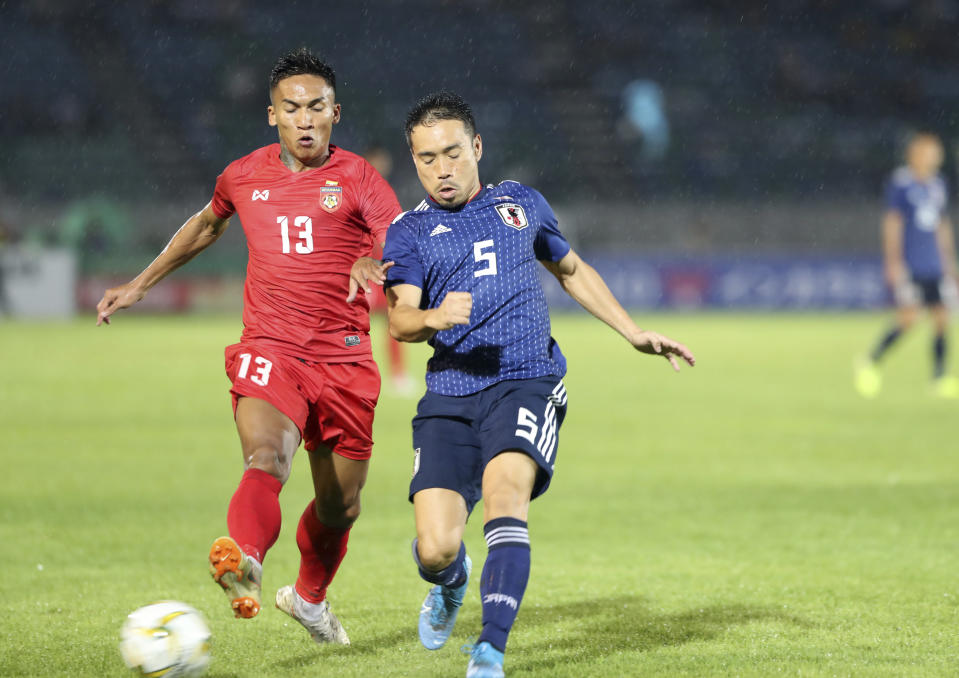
[856,132,959,398]
[381,92,695,677]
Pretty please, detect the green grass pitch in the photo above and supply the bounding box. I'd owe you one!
[2,311,957,677]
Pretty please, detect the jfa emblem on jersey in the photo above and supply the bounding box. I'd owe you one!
[320,185,342,212]
[495,203,528,230]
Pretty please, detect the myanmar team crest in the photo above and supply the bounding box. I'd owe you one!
[320,184,342,212]
[495,202,528,230]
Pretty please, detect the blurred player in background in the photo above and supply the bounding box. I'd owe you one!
[0,215,13,316]
[384,92,695,677]
[363,144,414,394]
[856,132,959,398]
[96,48,401,643]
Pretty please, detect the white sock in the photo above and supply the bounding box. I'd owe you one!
[293,589,327,621]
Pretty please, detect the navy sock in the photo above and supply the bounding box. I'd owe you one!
[934,333,947,379]
[871,325,903,362]
[478,517,530,653]
[412,539,468,588]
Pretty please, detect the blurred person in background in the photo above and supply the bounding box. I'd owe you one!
[364,143,414,394]
[0,214,13,316]
[856,132,959,398]
[95,48,401,643]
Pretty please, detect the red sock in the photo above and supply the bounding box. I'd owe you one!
[226,468,283,564]
[387,336,405,377]
[294,500,351,603]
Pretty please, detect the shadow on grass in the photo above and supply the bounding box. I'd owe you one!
[254,595,809,675]
[511,594,810,674]
[271,626,412,671]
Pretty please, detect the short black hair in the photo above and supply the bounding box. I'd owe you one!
[404,91,476,146]
[270,47,336,94]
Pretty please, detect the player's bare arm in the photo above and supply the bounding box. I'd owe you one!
[96,203,229,325]
[936,217,958,281]
[542,248,695,371]
[386,284,472,342]
[346,254,394,303]
[881,209,906,286]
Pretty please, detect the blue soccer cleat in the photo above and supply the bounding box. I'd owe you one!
[466,641,505,678]
[418,554,472,650]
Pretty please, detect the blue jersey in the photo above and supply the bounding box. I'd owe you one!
[884,167,948,278]
[383,181,571,396]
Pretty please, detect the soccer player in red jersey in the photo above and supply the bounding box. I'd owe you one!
[96,48,400,644]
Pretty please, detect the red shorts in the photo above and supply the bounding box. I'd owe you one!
[224,342,381,460]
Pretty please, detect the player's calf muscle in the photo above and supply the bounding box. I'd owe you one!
[314,493,362,528]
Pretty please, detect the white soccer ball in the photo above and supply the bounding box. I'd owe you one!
[119,601,211,677]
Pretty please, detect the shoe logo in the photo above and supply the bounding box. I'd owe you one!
[252,190,270,201]
[430,224,452,237]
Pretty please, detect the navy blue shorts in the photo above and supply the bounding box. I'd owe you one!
[894,275,949,306]
[409,376,568,513]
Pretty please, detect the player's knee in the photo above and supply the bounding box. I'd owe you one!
[482,481,532,520]
[416,535,460,571]
[314,493,361,529]
[899,309,919,329]
[932,309,949,333]
[245,444,292,483]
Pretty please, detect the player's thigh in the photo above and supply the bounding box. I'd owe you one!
[481,451,539,523]
[304,361,380,461]
[478,376,568,503]
[306,443,369,526]
[226,342,307,476]
[235,396,301,481]
[410,398,484,514]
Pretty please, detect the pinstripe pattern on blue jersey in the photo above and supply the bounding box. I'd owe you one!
[384,181,570,396]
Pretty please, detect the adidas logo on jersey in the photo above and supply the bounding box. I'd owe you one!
[430,224,452,237]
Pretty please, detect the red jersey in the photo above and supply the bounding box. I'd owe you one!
[211,144,402,362]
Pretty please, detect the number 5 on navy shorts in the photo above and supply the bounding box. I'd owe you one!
[409,376,568,513]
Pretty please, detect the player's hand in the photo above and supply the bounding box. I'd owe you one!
[884,261,906,288]
[96,283,146,326]
[428,292,472,330]
[630,330,696,371]
[347,257,394,303]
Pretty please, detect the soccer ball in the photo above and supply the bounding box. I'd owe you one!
[119,601,211,677]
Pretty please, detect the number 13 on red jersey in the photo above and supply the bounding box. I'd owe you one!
[277,215,313,254]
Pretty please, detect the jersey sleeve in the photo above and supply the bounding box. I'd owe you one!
[383,218,424,289]
[210,167,236,219]
[883,177,907,216]
[530,189,571,262]
[359,164,403,245]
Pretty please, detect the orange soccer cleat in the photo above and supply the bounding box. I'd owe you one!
[209,536,262,618]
